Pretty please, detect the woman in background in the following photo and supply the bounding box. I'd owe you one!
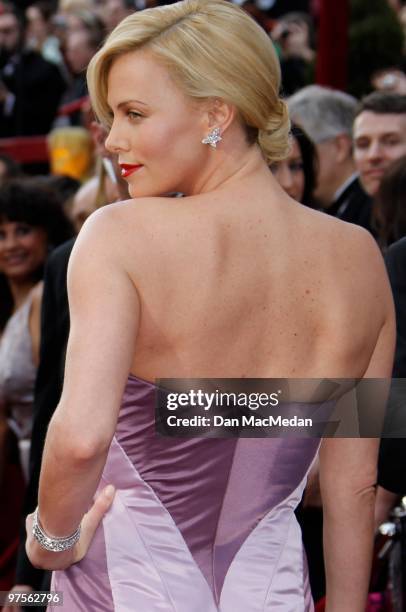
[270,122,317,206]
[0,179,73,590]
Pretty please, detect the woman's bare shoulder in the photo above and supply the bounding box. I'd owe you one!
[83,196,172,222]
[74,197,173,242]
[296,205,380,266]
[292,205,390,308]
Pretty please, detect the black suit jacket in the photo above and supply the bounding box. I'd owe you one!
[378,238,406,495]
[327,177,373,233]
[15,239,74,590]
[0,50,66,137]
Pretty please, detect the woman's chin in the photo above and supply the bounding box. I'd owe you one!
[128,185,168,199]
[128,186,147,199]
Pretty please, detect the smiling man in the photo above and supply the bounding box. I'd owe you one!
[353,93,406,197]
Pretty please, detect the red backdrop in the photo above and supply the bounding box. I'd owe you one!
[315,0,349,91]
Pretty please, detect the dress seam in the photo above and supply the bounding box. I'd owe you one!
[104,439,179,612]
[211,442,238,605]
[261,512,298,611]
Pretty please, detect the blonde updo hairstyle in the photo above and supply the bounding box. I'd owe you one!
[87,0,290,163]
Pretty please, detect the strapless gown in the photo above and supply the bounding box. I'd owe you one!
[51,375,319,611]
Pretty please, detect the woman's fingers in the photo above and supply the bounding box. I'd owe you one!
[74,485,115,562]
[24,486,115,567]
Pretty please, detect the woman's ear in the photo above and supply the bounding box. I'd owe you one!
[206,98,237,134]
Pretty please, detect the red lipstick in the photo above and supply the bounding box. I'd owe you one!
[119,163,143,178]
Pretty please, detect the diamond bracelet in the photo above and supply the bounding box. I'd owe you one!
[32,507,81,552]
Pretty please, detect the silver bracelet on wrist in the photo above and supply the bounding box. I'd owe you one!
[32,507,81,552]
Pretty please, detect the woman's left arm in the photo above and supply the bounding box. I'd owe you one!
[320,234,396,612]
[26,206,140,570]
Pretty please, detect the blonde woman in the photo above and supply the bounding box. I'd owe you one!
[26,2,394,610]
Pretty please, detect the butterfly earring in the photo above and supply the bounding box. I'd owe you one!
[201,127,222,149]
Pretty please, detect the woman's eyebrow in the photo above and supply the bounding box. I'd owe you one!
[117,99,149,110]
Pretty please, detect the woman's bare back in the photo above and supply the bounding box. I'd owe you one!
[107,180,390,382]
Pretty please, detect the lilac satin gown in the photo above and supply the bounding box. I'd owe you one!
[51,375,318,611]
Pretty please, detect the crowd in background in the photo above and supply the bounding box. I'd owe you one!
[1,0,406,610]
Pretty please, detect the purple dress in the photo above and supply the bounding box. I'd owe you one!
[51,375,318,611]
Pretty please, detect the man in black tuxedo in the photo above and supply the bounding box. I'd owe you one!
[0,3,65,137]
[385,239,406,381]
[288,85,374,232]
[326,173,372,230]
[375,238,406,524]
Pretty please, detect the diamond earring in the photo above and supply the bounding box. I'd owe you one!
[202,127,222,149]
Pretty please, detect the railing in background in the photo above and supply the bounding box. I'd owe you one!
[0,136,48,165]
[0,95,91,166]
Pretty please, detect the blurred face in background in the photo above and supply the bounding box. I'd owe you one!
[0,221,48,282]
[353,111,406,196]
[270,136,305,201]
[100,0,133,33]
[0,13,21,55]
[70,179,98,232]
[65,29,95,74]
[26,6,49,46]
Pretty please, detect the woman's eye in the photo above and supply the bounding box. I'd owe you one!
[127,111,143,120]
[289,162,304,173]
[16,224,32,236]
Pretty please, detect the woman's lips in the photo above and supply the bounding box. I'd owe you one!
[3,253,27,266]
[119,164,143,178]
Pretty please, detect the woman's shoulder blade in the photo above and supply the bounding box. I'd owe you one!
[296,204,379,261]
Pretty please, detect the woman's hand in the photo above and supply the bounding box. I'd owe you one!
[25,485,115,571]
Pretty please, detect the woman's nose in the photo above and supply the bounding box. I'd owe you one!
[2,232,18,249]
[105,122,130,155]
